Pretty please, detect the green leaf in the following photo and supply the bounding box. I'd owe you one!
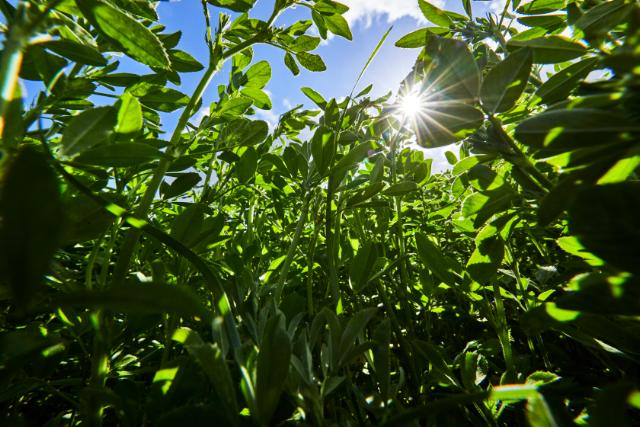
[57,283,211,321]
[241,87,272,110]
[245,60,271,89]
[169,50,204,72]
[515,108,640,151]
[481,48,533,114]
[296,52,327,72]
[291,35,321,52]
[61,106,116,157]
[418,0,453,27]
[517,14,566,30]
[575,0,633,36]
[311,125,334,176]
[467,231,504,283]
[349,243,379,291]
[324,13,352,40]
[508,36,587,64]
[236,147,258,183]
[207,0,256,12]
[0,147,63,310]
[517,0,566,15]
[338,307,377,364]
[424,37,480,101]
[75,0,170,69]
[284,52,300,75]
[413,102,484,148]
[172,328,238,419]
[115,92,142,134]
[42,39,106,66]
[462,189,514,218]
[383,181,418,197]
[533,57,599,105]
[75,142,163,167]
[256,313,291,424]
[395,28,432,48]
[164,173,202,199]
[568,182,640,274]
[301,87,327,109]
[416,233,457,286]
[140,87,189,112]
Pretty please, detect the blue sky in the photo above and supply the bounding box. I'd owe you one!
[11,0,499,169]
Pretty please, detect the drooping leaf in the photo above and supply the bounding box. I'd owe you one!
[324,13,352,40]
[517,0,566,15]
[480,48,533,114]
[416,233,457,286]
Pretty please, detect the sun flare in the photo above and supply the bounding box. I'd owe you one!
[398,88,427,119]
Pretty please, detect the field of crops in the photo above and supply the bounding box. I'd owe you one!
[1,0,639,425]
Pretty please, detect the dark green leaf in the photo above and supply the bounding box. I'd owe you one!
[43,39,106,66]
[568,182,640,274]
[256,313,291,423]
[75,142,163,167]
[61,106,116,157]
[508,36,587,64]
[207,0,256,12]
[575,0,633,36]
[413,102,484,148]
[141,87,189,112]
[534,57,599,105]
[169,50,204,72]
[480,48,532,114]
[515,108,639,151]
[284,52,300,75]
[56,283,211,321]
[236,147,258,183]
[0,147,63,310]
[517,0,566,15]
[349,243,379,290]
[164,173,202,199]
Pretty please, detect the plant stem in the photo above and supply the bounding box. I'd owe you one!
[111,17,271,288]
[276,189,312,305]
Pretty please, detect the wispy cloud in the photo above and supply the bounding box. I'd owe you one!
[340,0,440,28]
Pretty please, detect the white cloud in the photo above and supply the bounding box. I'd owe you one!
[340,0,435,28]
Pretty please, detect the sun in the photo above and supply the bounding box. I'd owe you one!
[397,87,429,120]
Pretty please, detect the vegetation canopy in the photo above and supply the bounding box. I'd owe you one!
[0,0,639,425]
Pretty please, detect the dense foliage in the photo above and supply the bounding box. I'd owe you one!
[1,0,639,425]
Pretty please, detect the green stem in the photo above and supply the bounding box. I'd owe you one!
[276,189,312,304]
[111,22,271,288]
